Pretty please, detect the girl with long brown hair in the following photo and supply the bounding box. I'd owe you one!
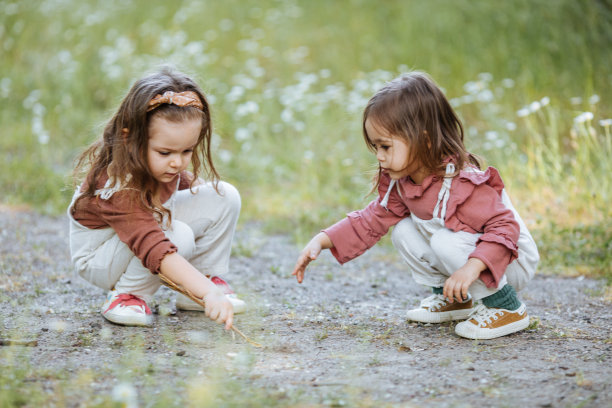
[68,68,244,328]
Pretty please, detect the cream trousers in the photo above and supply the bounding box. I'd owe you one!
[69,181,240,302]
[391,212,537,301]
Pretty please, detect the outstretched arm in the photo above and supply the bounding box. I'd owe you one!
[292,232,333,283]
[160,252,233,330]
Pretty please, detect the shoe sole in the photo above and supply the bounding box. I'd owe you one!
[407,307,474,323]
[455,314,530,339]
[102,311,154,327]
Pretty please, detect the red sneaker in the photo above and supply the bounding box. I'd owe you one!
[176,276,246,314]
[101,291,153,326]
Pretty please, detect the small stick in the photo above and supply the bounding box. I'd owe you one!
[0,339,38,347]
[158,274,262,347]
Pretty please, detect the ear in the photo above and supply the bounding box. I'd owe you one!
[121,128,129,143]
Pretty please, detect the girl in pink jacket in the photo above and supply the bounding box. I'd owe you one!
[293,72,539,340]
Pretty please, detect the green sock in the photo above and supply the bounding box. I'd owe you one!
[432,287,443,295]
[482,285,521,311]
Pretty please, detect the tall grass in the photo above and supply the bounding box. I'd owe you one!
[0,0,610,277]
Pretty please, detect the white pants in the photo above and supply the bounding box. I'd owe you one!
[391,216,534,301]
[69,181,240,303]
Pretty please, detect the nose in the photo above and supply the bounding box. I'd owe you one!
[376,149,385,162]
[170,155,182,169]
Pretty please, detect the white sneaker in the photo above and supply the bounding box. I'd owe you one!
[101,291,153,326]
[406,294,474,323]
[176,276,246,314]
[455,303,529,339]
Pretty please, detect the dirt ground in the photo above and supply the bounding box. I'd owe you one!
[1,209,611,407]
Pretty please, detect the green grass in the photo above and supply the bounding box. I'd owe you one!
[1,0,610,283]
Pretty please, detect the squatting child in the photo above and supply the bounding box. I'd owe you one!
[68,68,245,328]
[292,71,539,339]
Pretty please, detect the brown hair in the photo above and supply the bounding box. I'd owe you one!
[362,71,480,189]
[73,67,219,223]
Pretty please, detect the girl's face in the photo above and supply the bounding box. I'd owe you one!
[147,115,201,183]
[365,118,424,182]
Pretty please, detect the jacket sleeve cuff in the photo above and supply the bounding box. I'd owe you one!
[148,244,178,274]
[470,241,514,288]
[323,218,366,265]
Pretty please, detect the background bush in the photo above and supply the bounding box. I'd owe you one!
[0,0,610,279]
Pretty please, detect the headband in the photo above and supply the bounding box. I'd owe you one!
[147,90,204,112]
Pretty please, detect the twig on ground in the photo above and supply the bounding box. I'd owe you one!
[158,274,262,347]
[0,339,38,347]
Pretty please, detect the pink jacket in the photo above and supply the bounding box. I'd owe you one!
[323,167,520,288]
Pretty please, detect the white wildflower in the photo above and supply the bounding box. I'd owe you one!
[23,89,41,109]
[589,94,600,105]
[463,81,482,95]
[226,86,245,102]
[49,319,68,332]
[516,108,530,118]
[238,38,259,53]
[293,121,305,132]
[0,77,11,98]
[529,101,541,113]
[501,78,515,88]
[280,108,293,123]
[505,122,517,131]
[574,112,594,124]
[236,101,259,117]
[218,149,233,163]
[485,131,499,141]
[234,127,251,142]
[261,46,276,58]
[599,119,612,127]
[477,72,493,82]
[460,94,475,104]
[319,69,331,78]
[540,96,550,106]
[219,19,234,31]
[184,41,206,56]
[477,89,494,103]
[112,383,138,408]
[32,102,46,116]
[570,97,582,105]
[286,46,309,64]
[449,98,462,108]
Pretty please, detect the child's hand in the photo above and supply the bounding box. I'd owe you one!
[443,258,486,303]
[203,290,234,330]
[292,232,333,283]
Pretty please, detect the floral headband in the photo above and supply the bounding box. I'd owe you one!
[147,90,204,112]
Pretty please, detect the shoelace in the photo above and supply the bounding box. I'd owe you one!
[468,304,502,327]
[420,294,447,310]
[105,293,151,314]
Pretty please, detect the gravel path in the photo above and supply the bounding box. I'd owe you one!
[0,209,610,407]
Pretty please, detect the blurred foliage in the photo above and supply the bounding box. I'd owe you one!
[0,0,610,279]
